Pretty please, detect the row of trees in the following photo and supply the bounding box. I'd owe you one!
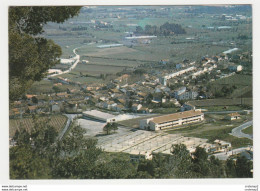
[135,22,186,36]
[103,123,118,135]
[10,116,253,179]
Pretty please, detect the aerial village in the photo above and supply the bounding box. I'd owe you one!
[9,6,253,178]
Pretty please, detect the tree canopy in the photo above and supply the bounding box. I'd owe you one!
[135,22,186,36]
[9,6,81,101]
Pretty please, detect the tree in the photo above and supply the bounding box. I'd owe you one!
[135,26,143,34]
[103,123,113,135]
[226,158,236,178]
[10,115,59,179]
[209,155,224,178]
[31,96,38,104]
[137,159,155,177]
[10,145,51,179]
[51,125,103,179]
[192,146,208,163]
[164,144,193,178]
[92,158,136,179]
[191,147,210,177]
[111,123,118,133]
[9,6,81,101]
[151,153,169,178]
[235,156,253,178]
[52,86,62,94]
[55,124,88,155]
[13,128,31,146]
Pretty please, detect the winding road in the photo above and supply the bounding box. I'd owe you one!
[212,147,250,160]
[47,43,93,78]
[48,47,80,78]
[229,120,253,140]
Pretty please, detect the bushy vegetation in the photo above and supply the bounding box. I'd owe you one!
[10,122,253,179]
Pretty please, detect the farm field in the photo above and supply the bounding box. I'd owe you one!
[36,6,252,89]
[9,115,68,137]
[59,73,105,84]
[74,62,127,75]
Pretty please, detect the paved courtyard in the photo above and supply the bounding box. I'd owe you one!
[77,118,208,155]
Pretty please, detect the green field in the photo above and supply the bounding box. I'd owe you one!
[242,125,253,135]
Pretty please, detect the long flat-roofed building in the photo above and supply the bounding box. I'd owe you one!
[140,110,204,131]
[83,110,116,123]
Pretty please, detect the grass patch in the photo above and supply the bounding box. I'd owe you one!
[211,74,252,87]
[188,98,253,107]
[199,105,252,112]
[152,107,179,114]
[165,123,202,134]
[242,125,253,135]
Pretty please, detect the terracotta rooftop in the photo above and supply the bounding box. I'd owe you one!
[28,106,37,110]
[26,94,37,99]
[152,110,203,124]
[228,112,241,117]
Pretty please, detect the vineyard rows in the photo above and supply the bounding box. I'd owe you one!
[9,115,67,137]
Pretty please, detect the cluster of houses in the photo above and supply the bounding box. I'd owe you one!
[10,49,249,123]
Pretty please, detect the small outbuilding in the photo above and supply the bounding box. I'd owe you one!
[226,112,241,121]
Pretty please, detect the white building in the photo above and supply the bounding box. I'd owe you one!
[159,66,196,85]
[83,110,116,123]
[228,65,243,72]
[132,104,142,112]
[174,87,198,100]
[140,110,204,131]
